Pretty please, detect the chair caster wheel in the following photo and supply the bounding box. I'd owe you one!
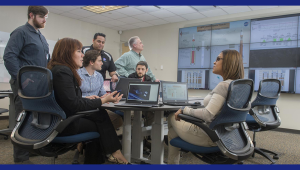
[273,155,279,159]
[72,160,80,164]
[237,161,244,164]
[4,136,8,140]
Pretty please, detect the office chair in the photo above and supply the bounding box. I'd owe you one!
[246,79,281,164]
[0,94,9,139]
[10,66,101,164]
[170,79,254,164]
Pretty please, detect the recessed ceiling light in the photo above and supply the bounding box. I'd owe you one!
[82,6,128,14]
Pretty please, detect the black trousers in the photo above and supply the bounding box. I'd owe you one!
[10,79,30,162]
[60,109,122,155]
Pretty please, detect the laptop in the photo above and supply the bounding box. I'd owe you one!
[161,81,201,106]
[114,78,142,100]
[114,82,160,108]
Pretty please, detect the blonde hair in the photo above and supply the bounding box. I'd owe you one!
[221,50,244,81]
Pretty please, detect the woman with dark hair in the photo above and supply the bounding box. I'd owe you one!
[48,38,129,164]
[167,50,245,164]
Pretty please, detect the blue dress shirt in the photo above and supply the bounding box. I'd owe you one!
[77,67,106,97]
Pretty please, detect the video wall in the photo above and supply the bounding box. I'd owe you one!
[177,14,300,93]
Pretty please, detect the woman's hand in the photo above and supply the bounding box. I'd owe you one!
[101,91,123,104]
[174,109,182,121]
[85,95,100,99]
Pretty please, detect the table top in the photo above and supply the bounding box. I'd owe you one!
[0,90,13,94]
[101,101,204,112]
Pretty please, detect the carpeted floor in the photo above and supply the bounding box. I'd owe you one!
[0,119,299,164]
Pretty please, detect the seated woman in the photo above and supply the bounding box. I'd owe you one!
[48,38,129,164]
[77,50,123,130]
[168,50,244,164]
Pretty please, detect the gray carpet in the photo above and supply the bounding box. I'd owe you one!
[0,119,299,164]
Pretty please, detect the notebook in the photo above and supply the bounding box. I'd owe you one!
[161,81,201,106]
[114,82,160,108]
[114,78,142,100]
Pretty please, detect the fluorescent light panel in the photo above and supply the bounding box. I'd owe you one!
[82,6,128,14]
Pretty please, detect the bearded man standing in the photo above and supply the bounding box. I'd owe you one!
[4,6,50,163]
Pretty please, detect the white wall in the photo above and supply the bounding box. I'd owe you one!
[0,6,121,116]
[120,6,300,130]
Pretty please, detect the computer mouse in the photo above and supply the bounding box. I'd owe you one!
[194,102,201,105]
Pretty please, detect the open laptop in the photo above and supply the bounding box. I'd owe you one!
[114,82,160,108]
[161,81,201,106]
[115,78,142,100]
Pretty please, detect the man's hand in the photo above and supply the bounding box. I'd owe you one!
[155,79,160,82]
[111,74,118,82]
[86,95,100,99]
[174,109,182,121]
[101,91,123,104]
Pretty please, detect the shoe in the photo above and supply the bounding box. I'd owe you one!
[107,154,130,164]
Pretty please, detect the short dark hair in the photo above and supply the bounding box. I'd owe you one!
[136,61,148,69]
[83,50,101,67]
[93,33,106,40]
[28,6,48,19]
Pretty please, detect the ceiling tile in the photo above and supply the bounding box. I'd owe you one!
[68,8,97,17]
[147,19,170,25]
[115,7,145,16]
[135,6,161,13]
[105,25,123,30]
[47,7,65,15]
[221,6,251,14]
[132,13,159,21]
[248,6,278,10]
[200,9,228,17]
[157,6,177,9]
[133,22,153,27]
[217,6,231,9]
[119,24,140,30]
[163,16,187,23]
[96,22,114,28]
[87,14,112,22]
[117,17,142,24]
[149,10,176,18]
[181,12,206,20]
[79,18,99,24]
[60,12,84,20]
[104,20,127,26]
[101,11,127,19]
[166,6,197,15]
[191,6,219,12]
[47,6,81,12]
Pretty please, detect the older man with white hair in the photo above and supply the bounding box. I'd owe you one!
[115,36,159,82]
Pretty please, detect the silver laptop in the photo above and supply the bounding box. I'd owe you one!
[161,81,201,106]
[114,82,160,108]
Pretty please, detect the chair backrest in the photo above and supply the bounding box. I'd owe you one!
[11,66,66,149]
[209,79,254,159]
[250,79,281,128]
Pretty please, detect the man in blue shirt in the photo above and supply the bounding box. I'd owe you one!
[77,50,123,129]
[3,6,49,163]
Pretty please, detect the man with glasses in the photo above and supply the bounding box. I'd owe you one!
[4,6,49,163]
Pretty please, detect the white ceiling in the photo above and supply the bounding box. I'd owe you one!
[46,6,279,31]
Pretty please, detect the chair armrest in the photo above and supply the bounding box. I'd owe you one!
[178,114,219,142]
[0,95,9,99]
[55,109,100,133]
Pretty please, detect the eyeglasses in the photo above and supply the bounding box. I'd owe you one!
[216,57,223,62]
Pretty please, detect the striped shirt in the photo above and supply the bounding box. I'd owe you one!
[77,67,106,97]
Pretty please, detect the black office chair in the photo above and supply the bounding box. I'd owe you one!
[246,79,281,164]
[10,66,101,164]
[170,79,254,164]
[0,94,9,139]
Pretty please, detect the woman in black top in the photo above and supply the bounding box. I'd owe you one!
[48,38,129,164]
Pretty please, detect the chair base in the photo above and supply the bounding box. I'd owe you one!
[191,152,239,164]
[253,147,278,164]
[0,133,8,140]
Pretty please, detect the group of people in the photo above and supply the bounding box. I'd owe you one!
[3,6,245,164]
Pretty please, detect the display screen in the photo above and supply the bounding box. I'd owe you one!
[178,14,300,93]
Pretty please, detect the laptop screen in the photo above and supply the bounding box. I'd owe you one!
[162,82,188,102]
[127,82,160,103]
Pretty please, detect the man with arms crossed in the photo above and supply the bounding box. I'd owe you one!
[4,6,50,163]
[82,33,118,82]
[115,36,159,82]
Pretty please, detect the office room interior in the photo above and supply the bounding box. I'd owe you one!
[0,5,300,164]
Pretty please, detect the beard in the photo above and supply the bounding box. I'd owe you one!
[33,18,45,29]
[137,73,144,78]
